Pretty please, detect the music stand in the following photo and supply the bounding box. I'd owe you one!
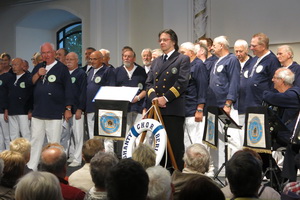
[203,106,242,186]
[244,106,288,192]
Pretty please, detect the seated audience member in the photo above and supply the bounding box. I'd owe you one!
[39,143,85,200]
[178,176,225,200]
[172,143,211,199]
[221,149,280,200]
[106,158,149,200]
[226,150,262,199]
[132,143,156,169]
[15,171,63,200]
[146,166,173,200]
[85,151,119,200]
[10,137,32,174]
[0,150,25,200]
[69,138,105,192]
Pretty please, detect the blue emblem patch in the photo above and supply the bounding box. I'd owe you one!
[208,116,215,141]
[100,112,120,134]
[248,116,263,144]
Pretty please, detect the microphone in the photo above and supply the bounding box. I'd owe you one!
[41,61,47,83]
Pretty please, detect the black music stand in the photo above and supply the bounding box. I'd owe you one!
[204,106,242,186]
[244,106,288,192]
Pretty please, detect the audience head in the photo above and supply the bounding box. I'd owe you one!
[183,143,210,173]
[179,176,225,200]
[15,171,63,200]
[0,150,25,188]
[141,48,152,66]
[0,158,3,182]
[22,59,29,71]
[146,166,173,200]
[159,29,179,52]
[106,158,149,200]
[234,39,249,62]
[151,48,163,61]
[250,33,269,57]
[85,47,96,65]
[82,138,105,163]
[132,144,156,169]
[226,150,262,198]
[39,143,67,178]
[10,137,31,163]
[90,151,119,190]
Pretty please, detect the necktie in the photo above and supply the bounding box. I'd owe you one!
[163,54,168,62]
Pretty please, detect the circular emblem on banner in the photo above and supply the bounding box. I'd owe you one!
[138,83,143,90]
[0,80,2,86]
[48,75,56,82]
[248,116,263,144]
[19,82,25,88]
[256,65,263,73]
[100,112,120,134]
[208,116,215,141]
[243,70,249,78]
[95,76,101,83]
[217,65,224,73]
[171,67,178,74]
[71,77,76,83]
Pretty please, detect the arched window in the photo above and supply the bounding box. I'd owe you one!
[57,21,82,66]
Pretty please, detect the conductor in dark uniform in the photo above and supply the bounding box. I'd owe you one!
[146,29,190,170]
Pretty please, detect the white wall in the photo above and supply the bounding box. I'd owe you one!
[16,27,52,69]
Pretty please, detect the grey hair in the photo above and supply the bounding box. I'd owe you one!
[195,43,208,58]
[141,48,152,56]
[146,166,172,200]
[278,45,294,58]
[180,42,196,54]
[90,151,119,189]
[183,143,210,173]
[234,39,249,50]
[214,36,230,50]
[40,42,55,52]
[15,171,63,200]
[99,49,111,57]
[152,49,163,57]
[277,68,295,86]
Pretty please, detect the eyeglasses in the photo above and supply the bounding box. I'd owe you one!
[158,38,171,43]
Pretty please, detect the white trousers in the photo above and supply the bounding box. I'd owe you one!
[8,115,31,141]
[87,112,114,153]
[68,115,84,163]
[0,114,9,151]
[28,117,62,171]
[183,116,206,150]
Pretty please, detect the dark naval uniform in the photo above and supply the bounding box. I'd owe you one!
[263,87,300,181]
[288,62,300,88]
[245,51,281,107]
[146,51,190,170]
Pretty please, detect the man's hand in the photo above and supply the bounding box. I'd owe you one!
[195,111,203,122]
[223,105,231,115]
[4,109,8,122]
[157,96,167,108]
[64,110,72,122]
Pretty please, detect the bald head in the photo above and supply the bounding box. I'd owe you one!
[39,145,66,177]
[90,51,104,69]
[12,58,24,75]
